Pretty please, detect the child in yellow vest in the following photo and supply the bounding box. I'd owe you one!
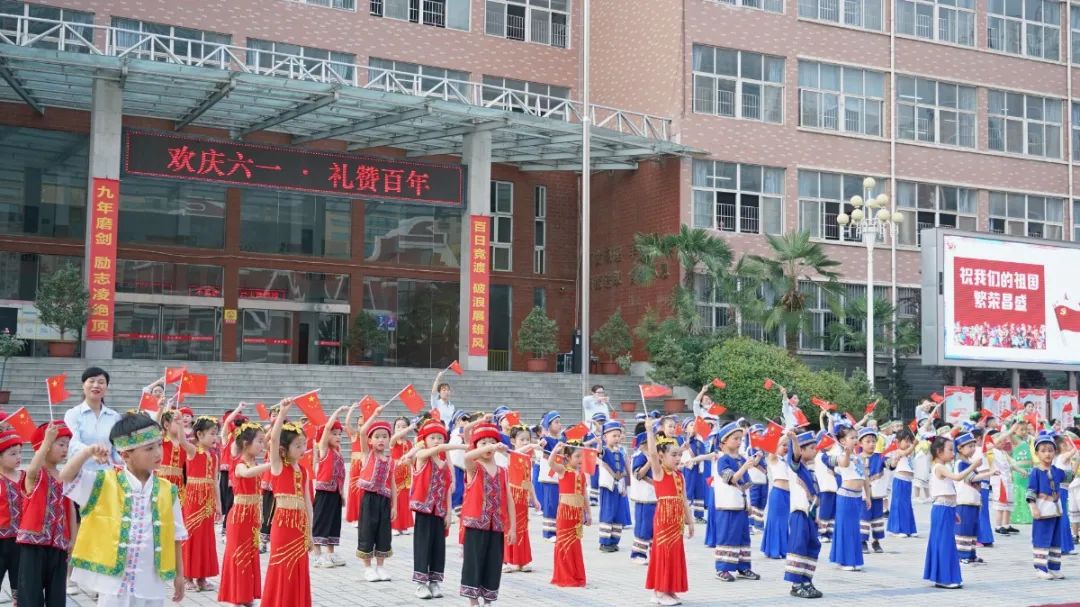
[59,411,188,607]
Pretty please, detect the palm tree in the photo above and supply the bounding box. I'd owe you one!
[825,295,899,354]
[737,231,841,356]
[631,225,734,334]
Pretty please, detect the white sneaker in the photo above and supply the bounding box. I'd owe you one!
[658,595,680,606]
[364,567,379,582]
[1051,571,1065,579]
[313,556,330,568]
[546,536,556,543]
[330,553,346,567]
[1036,569,1054,580]
[66,584,81,596]
[519,564,533,572]
[502,565,514,573]
[415,584,433,599]
[429,582,443,597]
[376,566,391,581]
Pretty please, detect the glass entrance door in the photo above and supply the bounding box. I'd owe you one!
[114,303,221,360]
[313,312,345,365]
[240,309,292,363]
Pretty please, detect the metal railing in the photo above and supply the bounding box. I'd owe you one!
[0,13,673,141]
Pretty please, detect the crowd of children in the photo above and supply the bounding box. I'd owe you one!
[0,370,1078,607]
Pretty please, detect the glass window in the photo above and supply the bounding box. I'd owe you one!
[485,0,569,47]
[798,60,884,136]
[1074,199,1080,241]
[288,0,355,10]
[693,45,784,124]
[0,252,80,301]
[895,181,977,246]
[533,286,545,310]
[368,57,470,100]
[895,0,975,45]
[1072,4,1080,62]
[115,259,223,297]
[797,169,885,242]
[0,126,87,239]
[111,17,231,68]
[481,75,571,119]
[988,191,1065,240]
[118,178,225,249]
[362,276,460,367]
[798,0,883,30]
[988,0,1060,60]
[363,200,462,268]
[1071,102,1080,160]
[245,38,355,83]
[238,268,349,303]
[0,1,94,52]
[490,181,513,271]
[988,89,1062,158]
[241,190,351,258]
[534,185,546,275]
[713,0,785,13]
[692,159,784,234]
[370,0,470,31]
[895,75,976,147]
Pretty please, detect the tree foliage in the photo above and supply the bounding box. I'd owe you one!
[516,306,558,357]
[35,264,88,340]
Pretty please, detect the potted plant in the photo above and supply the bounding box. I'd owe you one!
[592,309,633,375]
[0,329,25,404]
[516,306,558,372]
[619,398,638,413]
[35,263,87,357]
[347,311,385,365]
[616,352,632,375]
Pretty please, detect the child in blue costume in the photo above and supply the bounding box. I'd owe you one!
[924,436,967,589]
[537,411,563,541]
[597,421,632,552]
[707,421,762,582]
[1028,431,1069,579]
[784,429,823,599]
[886,428,918,537]
[629,428,656,564]
[858,427,886,554]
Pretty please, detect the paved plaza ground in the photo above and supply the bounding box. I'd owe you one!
[59,501,1077,607]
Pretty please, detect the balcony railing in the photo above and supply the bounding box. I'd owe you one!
[0,13,673,141]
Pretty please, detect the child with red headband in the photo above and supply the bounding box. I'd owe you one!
[0,430,23,605]
[312,406,349,569]
[391,417,416,537]
[460,422,516,605]
[411,419,465,599]
[19,421,75,607]
[356,405,397,582]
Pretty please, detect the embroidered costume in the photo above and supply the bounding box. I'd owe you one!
[262,464,311,607]
[218,458,262,606]
[644,469,688,595]
[551,469,587,587]
[181,447,219,580]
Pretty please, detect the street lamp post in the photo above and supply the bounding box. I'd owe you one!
[835,177,904,391]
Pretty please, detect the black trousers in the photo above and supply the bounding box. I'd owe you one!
[16,544,66,607]
[219,469,234,531]
[260,488,275,543]
[412,512,446,583]
[312,490,343,546]
[356,492,392,559]
[460,527,504,602]
[0,538,19,593]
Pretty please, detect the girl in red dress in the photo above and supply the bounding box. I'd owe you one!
[391,416,415,535]
[344,406,364,524]
[460,423,517,605]
[218,421,270,607]
[182,415,222,592]
[549,440,590,587]
[263,399,313,607]
[158,410,189,499]
[504,425,541,573]
[312,406,348,567]
[644,421,693,606]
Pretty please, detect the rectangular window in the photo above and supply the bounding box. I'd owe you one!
[246,38,355,83]
[111,18,231,68]
[988,191,1065,240]
[240,190,351,258]
[289,0,355,10]
[119,178,225,249]
[798,281,837,351]
[797,169,885,242]
[1074,199,1080,241]
[896,75,976,147]
[115,260,224,297]
[370,0,470,30]
[485,0,569,48]
[481,75,571,119]
[692,44,784,124]
[798,0,883,30]
[490,181,513,271]
[0,126,87,239]
[1072,102,1080,160]
[533,286,545,310]
[0,252,81,301]
[695,274,736,333]
[692,159,784,234]
[714,0,785,12]
[533,185,546,274]
[363,201,462,268]
[368,57,470,100]
[988,0,1060,60]
[1073,4,1080,62]
[895,0,975,44]
[895,181,977,246]
[0,1,94,52]
[239,268,349,303]
[798,60,885,136]
[988,89,1062,158]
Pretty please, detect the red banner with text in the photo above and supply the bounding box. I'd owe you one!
[467,215,490,357]
[87,178,119,340]
[952,256,1046,348]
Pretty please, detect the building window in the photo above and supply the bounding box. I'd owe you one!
[988,0,1060,60]
[485,0,569,48]
[695,275,736,333]
[896,286,921,354]
[116,260,224,297]
[111,18,231,67]
[290,0,354,10]
[533,286,545,310]
[370,0,470,30]
[797,60,884,136]
[533,185,546,274]
[692,45,784,124]
[988,90,1062,158]
[692,159,784,234]
[0,1,94,52]
[896,75,976,148]
[1072,102,1080,160]
[1072,5,1080,62]
[798,281,838,351]
[368,57,470,99]
[798,169,885,242]
[895,181,977,246]
[240,190,351,258]
[0,252,81,301]
[363,201,462,268]
[798,0,883,30]
[119,178,225,249]
[714,0,785,11]
[246,39,355,83]
[1074,199,1080,241]
[481,75,570,118]
[239,268,349,303]
[895,0,975,45]
[988,191,1065,240]
[0,126,87,239]
[490,181,513,271]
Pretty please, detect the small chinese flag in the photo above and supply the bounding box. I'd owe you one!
[255,402,270,421]
[180,371,207,395]
[639,384,672,400]
[816,433,836,452]
[45,374,69,406]
[359,395,380,422]
[448,360,464,376]
[1073,439,1080,451]
[138,391,159,413]
[293,390,327,425]
[564,423,589,442]
[811,397,835,411]
[398,384,426,414]
[978,408,995,420]
[674,423,684,437]
[750,421,784,454]
[1025,412,1039,429]
[164,367,186,384]
[1063,401,1074,414]
[303,422,318,440]
[609,410,619,420]
[7,408,35,443]
[547,454,565,478]
[708,403,727,417]
[908,419,919,433]
[865,401,877,415]
[793,407,810,428]
[930,392,944,404]
[763,378,775,391]
[711,378,726,390]
[508,450,531,485]
[1000,409,1015,421]
[949,410,963,419]
[883,441,899,455]
[580,448,598,476]
[694,417,712,441]
[504,411,521,427]
[1010,397,1023,411]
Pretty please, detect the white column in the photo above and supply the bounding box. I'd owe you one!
[458,130,492,371]
[83,78,123,360]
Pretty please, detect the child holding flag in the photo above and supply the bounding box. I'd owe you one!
[0,430,22,606]
[643,414,693,606]
[785,429,824,599]
[390,417,415,536]
[629,427,657,564]
[459,423,515,605]
[598,421,632,553]
[355,404,397,582]
[537,411,563,542]
[19,421,75,607]
[549,441,590,587]
[504,425,540,573]
[312,406,348,568]
[410,419,462,599]
[708,421,762,582]
[263,399,313,607]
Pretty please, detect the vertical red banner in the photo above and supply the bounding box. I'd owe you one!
[86,178,119,341]
[467,215,490,357]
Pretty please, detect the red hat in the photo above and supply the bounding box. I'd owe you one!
[31,421,72,450]
[367,420,392,439]
[417,419,449,442]
[0,430,21,453]
[179,407,194,417]
[317,421,344,442]
[470,422,501,448]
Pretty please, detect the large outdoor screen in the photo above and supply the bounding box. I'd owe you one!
[922,229,1080,370]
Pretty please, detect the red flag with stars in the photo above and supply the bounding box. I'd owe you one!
[793,407,810,428]
[7,407,34,443]
[180,371,207,395]
[45,374,69,406]
[711,378,726,390]
[138,391,159,413]
[930,392,944,404]
[164,367,186,384]
[359,395,380,422]
[908,419,919,433]
[255,402,270,421]
[508,450,531,486]
[398,384,426,414]
[448,360,464,375]
[816,433,836,452]
[293,390,327,425]
[865,401,878,415]
[750,421,784,454]
[708,404,727,417]
[504,411,521,427]
[763,378,775,391]
[1054,300,1080,332]
[564,423,589,442]
[580,448,598,476]
[639,384,673,400]
[694,417,712,441]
